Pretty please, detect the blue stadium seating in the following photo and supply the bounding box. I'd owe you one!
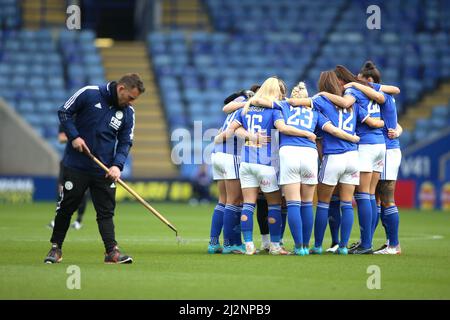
[146,0,450,177]
[0,27,105,156]
[149,1,332,177]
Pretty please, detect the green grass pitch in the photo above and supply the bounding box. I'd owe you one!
[0,202,449,299]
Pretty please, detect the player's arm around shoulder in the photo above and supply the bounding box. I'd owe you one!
[323,123,360,143]
[363,115,384,128]
[274,119,316,142]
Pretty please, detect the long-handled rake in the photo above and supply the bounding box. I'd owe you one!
[82,148,182,243]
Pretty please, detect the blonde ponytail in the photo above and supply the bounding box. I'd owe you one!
[242,77,281,115]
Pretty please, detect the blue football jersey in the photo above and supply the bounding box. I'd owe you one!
[273,100,330,149]
[312,95,368,155]
[370,82,382,91]
[380,93,400,149]
[214,96,246,155]
[345,86,384,144]
[234,105,284,166]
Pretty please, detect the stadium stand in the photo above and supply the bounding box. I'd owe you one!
[0,26,105,155]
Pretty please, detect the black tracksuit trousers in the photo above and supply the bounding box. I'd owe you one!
[50,166,117,253]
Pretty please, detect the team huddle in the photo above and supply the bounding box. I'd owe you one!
[208,61,402,256]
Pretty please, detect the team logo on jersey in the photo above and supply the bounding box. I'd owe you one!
[94,103,102,109]
[110,182,116,188]
[109,116,122,130]
[115,111,123,120]
[65,181,73,190]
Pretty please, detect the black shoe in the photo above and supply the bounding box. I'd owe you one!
[44,243,62,264]
[349,245,373,255]
[104,246,133,264]
[348,240,361,250]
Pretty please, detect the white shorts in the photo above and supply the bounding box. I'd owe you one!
[239,162,279,193]
[319,151,360,186]
[279,146,318,185]
[211,152,240,180]
[358,143,386,173]
[381,148,402,181]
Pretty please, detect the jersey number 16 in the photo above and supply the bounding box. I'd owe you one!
[245,114,263,133]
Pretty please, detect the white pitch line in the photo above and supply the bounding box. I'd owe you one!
[0,238,210,243]
[0,235,444,243]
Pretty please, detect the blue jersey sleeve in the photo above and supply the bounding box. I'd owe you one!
[273,99,290,111]
[234,110,244,126]
[273,109,285,124]
[344,87,358,100]
[369,82,382,91]
[357,105,370,123]
[311,95,324,112]
[382,94,398,129]
[316,112,331,130]
[58,88,90,142]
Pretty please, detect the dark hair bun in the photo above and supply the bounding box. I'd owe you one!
[364,61,376,70]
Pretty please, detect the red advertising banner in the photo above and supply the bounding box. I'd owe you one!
[395,180,416,208]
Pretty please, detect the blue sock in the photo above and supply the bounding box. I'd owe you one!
[209,203,225,245]
[314,202,329,248]
[286,201,302,247]
[384,206,399,246]
[224,204,239,246]
[301,201,314,247]
[379,206,389,243]
[268,204,282,243]
[280,205,287,241]
[231,205,243,246]
[370,194,378,241]
[355,192,372,249]
[241,203,255,242]
[339,201,354,248]
[328,195,341,245]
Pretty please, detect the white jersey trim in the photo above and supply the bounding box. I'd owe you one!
[63,85,99,110]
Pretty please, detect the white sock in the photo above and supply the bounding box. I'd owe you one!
[261,234,270,244]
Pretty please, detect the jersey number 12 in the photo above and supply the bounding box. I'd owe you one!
[338,109,354,131]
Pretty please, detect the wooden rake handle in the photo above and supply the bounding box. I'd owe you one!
[83,148,178,235]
